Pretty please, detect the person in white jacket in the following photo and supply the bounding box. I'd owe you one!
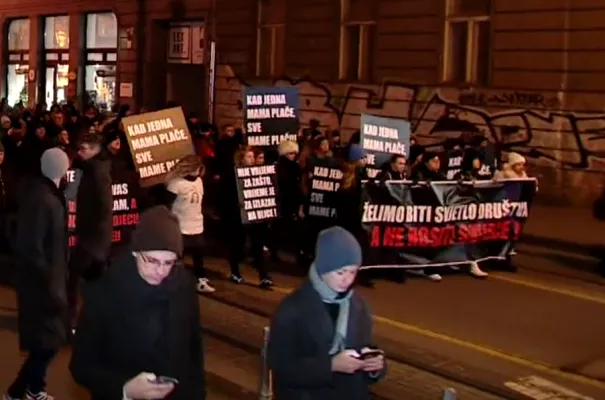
[494,152,528,180]
[166,155,215,293]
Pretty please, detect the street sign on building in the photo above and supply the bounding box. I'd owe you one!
[167,22,204,64]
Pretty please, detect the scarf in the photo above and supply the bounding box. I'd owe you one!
[309,263,354,355]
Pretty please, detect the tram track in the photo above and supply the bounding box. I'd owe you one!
[199,290,514,400]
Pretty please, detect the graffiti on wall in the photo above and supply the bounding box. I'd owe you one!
[214,65,605,172]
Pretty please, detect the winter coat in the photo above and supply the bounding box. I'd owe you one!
[70,254,205,400]
[268,281,385,400]
[276,156,303,218]
[73,149,113,261]
[14,176,69,351]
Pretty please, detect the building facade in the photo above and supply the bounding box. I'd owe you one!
[0,0,210,114]
[2,0,605,205]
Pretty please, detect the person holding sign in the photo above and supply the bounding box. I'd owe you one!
[166,155,215,293]
[227,146,273,289]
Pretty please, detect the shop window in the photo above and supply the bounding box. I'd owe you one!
[85,12,118,111]
[44,16,69,49]
[86,13,118,49]
[8,19,30,51]
[85,65,116,109]
[6,19,30,106]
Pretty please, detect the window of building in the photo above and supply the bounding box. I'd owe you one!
[443,0,491,86]
[44,16,70,105]
[85,12,118,111]
[6,18,30,106]
[44,15,69,49]
[256,0,285,77]
[339,0,375,82]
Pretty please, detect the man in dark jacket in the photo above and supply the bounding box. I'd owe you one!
[70,206,205,400]
[4,148,70,400]
[67,132,113,322]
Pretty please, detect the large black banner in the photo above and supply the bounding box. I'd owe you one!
[360,179,537,268]
[235,165,279,223]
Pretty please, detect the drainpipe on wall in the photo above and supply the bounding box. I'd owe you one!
[135,0,146,109]
[556,0,570,186]
[207,0,217,123]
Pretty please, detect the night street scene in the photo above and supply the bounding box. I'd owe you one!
[1,0,605,399]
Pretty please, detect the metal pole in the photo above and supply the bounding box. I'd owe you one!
[258,326,273,400]
[442,388,457,400]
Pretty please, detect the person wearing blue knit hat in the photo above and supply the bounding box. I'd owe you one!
[267,226,386,400]
[348,143,367,164]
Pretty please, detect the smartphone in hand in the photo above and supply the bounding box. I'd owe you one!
[359,350,384,360]
[149,376,179,385]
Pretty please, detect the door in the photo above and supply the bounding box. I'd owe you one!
[166,63,206,118]
[45,67,55,105]
[45,64,69,105]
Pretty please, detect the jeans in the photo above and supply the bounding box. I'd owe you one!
[7,348,57,397]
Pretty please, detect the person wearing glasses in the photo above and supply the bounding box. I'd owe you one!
[69,205,205,400]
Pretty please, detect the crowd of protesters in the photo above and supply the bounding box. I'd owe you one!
[0,99,532,400]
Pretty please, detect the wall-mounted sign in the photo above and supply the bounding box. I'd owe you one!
[190,24,204,64]
[119,27,135,50]
[120,82,133,98]
[28,68,35,82]
[167,22,205,65]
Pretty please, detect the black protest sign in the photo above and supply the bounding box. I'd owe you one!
[360,179,537,268]
[122,107,194,187]
[66,169,141,248]
[235,164,279,223]
[244,86,299,147]
[360,114,410,178]
[444,149,463,180]
[307,159,342,219]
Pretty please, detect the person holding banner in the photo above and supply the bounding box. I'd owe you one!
[453,148,484,181]
[410,152,446,182]
[268,227,386,400]
[376,154,407,182]
[494,152,528,180]
[166,155,215,294]
[227,146,273,289]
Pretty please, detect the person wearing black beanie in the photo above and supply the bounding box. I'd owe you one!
[70,205,205,400]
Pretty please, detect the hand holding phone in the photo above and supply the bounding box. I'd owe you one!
[124,372,176,400]
[150,376,179,385]
[359,349,384,360]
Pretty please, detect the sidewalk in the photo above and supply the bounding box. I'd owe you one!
[523,204,605,256]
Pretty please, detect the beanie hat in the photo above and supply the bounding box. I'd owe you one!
[314,226,362,275]
[131,206,183,257]
[278,139,299,156]
[40,148,70,180]
[348,144,367,162]
[507,152,525,166]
